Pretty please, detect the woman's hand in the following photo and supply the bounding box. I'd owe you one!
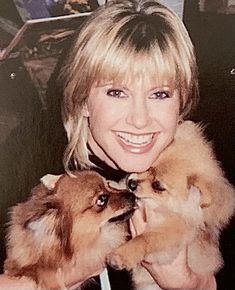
[141,248,216,290]
[129,200,216,290]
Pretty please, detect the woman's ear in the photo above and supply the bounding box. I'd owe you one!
[82,103,90,117]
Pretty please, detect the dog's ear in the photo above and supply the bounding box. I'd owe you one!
[37,173,73,258]
[187,175,212,209]
[187,174,235,228]
[24,199,73,260]
[40,174,63,190]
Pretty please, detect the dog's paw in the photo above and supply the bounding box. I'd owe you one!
[106,252,128,270]
[107,250,136,270]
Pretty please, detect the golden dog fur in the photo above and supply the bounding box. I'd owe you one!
[4,170,136,290]
[107,121,235,290]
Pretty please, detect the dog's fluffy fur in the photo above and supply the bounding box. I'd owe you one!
[4,170,136,290]
[107,121,235,290]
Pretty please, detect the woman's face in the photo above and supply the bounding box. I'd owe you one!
[85,77,180,172]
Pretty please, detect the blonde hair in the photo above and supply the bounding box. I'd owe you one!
[61,0,199,171]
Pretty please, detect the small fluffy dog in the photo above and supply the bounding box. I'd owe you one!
[107,121,235,290]
[4,170,136,290]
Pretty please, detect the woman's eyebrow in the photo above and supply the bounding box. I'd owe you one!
[148,85,170,91]
[95,82,114,88]
[97,83,129,90]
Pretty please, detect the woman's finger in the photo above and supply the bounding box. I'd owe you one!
[130,202,147,236]
[141,247,191,289]
[129,218,137,237]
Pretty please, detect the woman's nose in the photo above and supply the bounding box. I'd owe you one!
[126,99,151,129]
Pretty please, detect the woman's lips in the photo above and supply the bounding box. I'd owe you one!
[115,132,157,154]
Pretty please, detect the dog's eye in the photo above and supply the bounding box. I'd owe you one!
[127,179,138,191]
[152,180,165,192]
[96,194,109,207]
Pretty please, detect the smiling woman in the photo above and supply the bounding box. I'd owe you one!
[57,3,215,288]
[0,1,218,290]
[61,0,199,174]
[85,79,180,172]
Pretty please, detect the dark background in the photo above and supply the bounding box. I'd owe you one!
[184,1,235,289]
[0,0,234,289]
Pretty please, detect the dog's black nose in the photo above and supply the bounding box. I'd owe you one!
[123,190,137,204]
[119,190,136,203]
[127,179,138,191]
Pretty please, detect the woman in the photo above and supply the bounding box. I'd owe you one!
[0,0,216,289]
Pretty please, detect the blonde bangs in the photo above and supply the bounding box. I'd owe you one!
[87,39,178,91]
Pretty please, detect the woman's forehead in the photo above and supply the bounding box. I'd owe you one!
[95,71,175,89]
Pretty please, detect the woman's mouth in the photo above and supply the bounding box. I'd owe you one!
[117,132,153,146]
[115,131,157,153]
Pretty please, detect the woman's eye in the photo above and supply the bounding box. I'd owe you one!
[107,89,126,98]
[151,91,170,99]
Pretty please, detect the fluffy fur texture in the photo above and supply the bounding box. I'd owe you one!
[4,170,136,290]
[107,121,235,290]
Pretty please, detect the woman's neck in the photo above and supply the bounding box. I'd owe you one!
[88,143,127,182]
[88,135,118,170]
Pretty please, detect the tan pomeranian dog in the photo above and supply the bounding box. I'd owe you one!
[107,121,235,290]
[4,170,136,290]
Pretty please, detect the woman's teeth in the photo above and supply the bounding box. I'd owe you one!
[117,132,154,146]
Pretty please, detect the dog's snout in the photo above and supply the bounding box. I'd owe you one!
[121,191,136,204]
[127,179,138,192]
